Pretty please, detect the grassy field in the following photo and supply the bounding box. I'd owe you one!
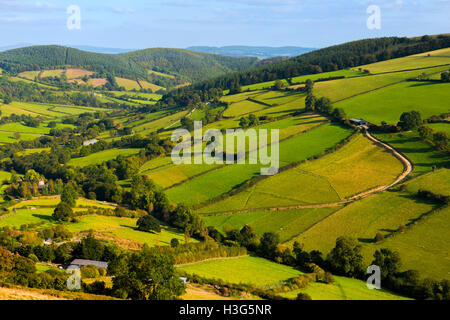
[361,205,450,280]
[68,148,143,167]
[202,207,341,243]
[65,214,188,248]
[355,47,450,74]
[314,65,450,103]
[428,122,450,134]
[375,131,449,176]
[335,81,450,124]
[280,275,410,300]
[223,100,267,118]
[144,114,328,189]
[198,133,400,212]
[402,168,450,196]
[178,256,303,286]
[288,191,438,253]
[0,131,40,143]
[166,124,353,206]
[115,77,141,90]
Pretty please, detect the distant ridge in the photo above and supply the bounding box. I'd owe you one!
[187,46,316,59]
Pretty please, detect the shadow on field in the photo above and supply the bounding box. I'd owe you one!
[32,214,53,221]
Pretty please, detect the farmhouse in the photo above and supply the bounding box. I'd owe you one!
[350,118,369,127]
[68,259,108,270]
[83,139,99,146]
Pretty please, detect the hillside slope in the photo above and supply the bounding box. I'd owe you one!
[0,46,259,84]
[122,48,258,82]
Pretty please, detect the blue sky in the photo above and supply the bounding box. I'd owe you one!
[0,0,449,49]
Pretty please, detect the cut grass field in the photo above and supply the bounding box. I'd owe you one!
[115,77,141,90]
[0,199,188,248]
[202,207,341,243]
[178,256,302,286]
[279,275,410,300]
[68,148,143,167]
[166,124,353,206]
[199,133,402,212]
[335,81,450,125]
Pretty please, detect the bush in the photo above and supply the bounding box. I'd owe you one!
[296,292,312,300]
[375,233,385,243]
[80,265,100,279]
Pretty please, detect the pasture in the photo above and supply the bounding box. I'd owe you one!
[314,65,450,103]
[280,276,410,300]
[68,148,143,167]
[375,131,450,176]
[289,191,438,253]
[199,134,403,212]
[335,81,450,124]
[115,77,141,90]
[403,169,450,196]
[65,214,187,248]
[202,207,341,243]
[178,256,303,286]
[355,47,450,74]
[361,206,450,280]
[166,123,353,206]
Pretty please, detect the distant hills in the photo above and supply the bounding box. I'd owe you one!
[187,46,316,59]
[0,46,260,83]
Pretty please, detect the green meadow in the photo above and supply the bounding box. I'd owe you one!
[375,131,450,176]
[68,148,143,167]
[178,256,303,286]
[290,191,439,253]
[202,207,341,243]
[335,81,450,124]
[280,276,410,300]
[166,123,353,206]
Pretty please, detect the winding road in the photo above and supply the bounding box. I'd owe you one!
[203,130,413,215]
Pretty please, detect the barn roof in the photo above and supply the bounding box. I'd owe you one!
[70,259,108,269]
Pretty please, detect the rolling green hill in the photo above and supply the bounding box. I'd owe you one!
[0,45,259,85]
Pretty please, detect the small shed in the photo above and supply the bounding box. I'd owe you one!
[83,139,99,146]
[350,119,369,127]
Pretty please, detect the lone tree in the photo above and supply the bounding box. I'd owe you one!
[137,215,161,233]
[374,232,385,243]
[61,184,78,208]
[326,237,364,277]
[433,131,449,151]
[398,111,422,131]
[52,202,74,222]
[259,232,280,260]
[418,125,434,141]
[111,246,185,300]
[305,79,314,94]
